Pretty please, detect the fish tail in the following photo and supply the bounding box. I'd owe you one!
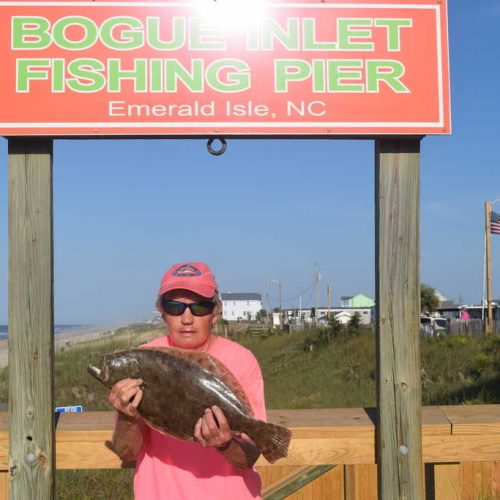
[245,420,292,464]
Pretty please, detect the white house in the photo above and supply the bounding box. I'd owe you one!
[221,293,262,321]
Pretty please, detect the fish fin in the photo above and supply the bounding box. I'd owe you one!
[138,346,254,417]
[244,420,292,464]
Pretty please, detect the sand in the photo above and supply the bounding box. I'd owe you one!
[0,326,122,369]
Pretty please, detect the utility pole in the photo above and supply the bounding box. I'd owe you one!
[313,263,321,311]
[327,285,331,316]
[269,279,282,323]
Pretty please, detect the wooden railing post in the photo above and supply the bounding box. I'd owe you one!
[8,139,54,499]
[375,139,423,499]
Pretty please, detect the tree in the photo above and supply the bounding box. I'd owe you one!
[348,311,361,329]
[328,313,342,338]
[255,309,267,323]
[421,284,439,315]
[346,311,362,336]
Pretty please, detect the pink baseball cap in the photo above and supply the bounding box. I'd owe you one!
[158,262,218,298]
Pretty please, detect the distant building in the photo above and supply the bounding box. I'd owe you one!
[340,294,375,308]
[221,293,262,321]
[284,306,373,326]
[437,302,500,320]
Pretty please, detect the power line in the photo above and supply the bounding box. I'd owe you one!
[267,280,315,304]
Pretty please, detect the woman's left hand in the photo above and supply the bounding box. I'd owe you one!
[194,405,233,449]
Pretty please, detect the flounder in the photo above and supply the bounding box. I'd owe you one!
[88,346,291,463]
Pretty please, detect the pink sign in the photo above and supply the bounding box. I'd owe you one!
[0,0,451,136]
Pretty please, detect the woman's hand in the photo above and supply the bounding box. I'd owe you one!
[108,378,144,419]
[193,405,260,468]
[194,405,233,449]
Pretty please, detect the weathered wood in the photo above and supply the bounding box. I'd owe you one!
[375,139,423,499]
[8,139,54,499]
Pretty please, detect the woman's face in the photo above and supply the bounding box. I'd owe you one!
[161,289,218,350]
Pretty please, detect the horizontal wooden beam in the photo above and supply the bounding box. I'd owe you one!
[0,406,498,470]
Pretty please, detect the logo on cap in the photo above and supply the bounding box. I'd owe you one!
[172,264,201,277]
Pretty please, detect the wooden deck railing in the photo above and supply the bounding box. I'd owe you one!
[0,405,499,498]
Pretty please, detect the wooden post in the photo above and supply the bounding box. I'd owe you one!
[8,139,54,499]
[375,139,423,499]
[485,201,493,332]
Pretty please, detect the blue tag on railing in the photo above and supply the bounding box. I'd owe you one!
[55,405,83,413]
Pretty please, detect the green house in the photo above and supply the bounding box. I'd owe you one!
[340,294,375,308]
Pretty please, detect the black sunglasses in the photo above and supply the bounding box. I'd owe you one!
[161,299,216,317]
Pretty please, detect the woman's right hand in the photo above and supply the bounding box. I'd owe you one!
[108,378,144,419]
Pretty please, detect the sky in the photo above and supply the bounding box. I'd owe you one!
[0,0,499,326]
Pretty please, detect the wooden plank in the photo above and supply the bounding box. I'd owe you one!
[375,138,423,499]
[258,465,305,492]
[273,407,448,438]
[8,139,54,500]
[344,464,355,500]
[462,462,474,500]
[285,466,342,500]
[256,437,375,466]
[267,408,374,438]
[0,471,8,499]
[55,412,115,431]
[492,461,500,499]
[480,461,492,499]
[56,438,129,469]
[0,406,460,435]
[261,465,335,499]
[473,461,483,498]
[422,406,452,436]
[0,407,497,470]
[441,405,500,435]
[434,463,461,500]
[422,434,500,462]
[320,465,344,500]
[345,464,377,500]
[356,464,377,500]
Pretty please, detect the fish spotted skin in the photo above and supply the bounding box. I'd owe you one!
[88,347,291,463]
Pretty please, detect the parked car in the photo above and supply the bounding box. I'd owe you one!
[420,316,448,336]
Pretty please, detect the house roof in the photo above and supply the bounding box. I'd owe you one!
[221,292,262,301]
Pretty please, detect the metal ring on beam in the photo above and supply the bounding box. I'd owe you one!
[207,138,227,156]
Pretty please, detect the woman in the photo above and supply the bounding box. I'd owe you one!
[108,262,265,499]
